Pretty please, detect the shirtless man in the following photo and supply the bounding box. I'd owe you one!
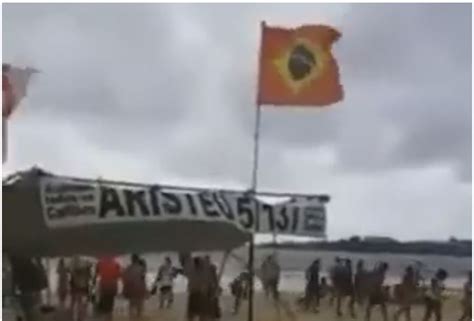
[422,268,448,321]
[394,266,417,321]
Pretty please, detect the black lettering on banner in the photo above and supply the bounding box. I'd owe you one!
[149,186,161,216]
[185,194,198,216]
[124,189,150,217]
[304,206,325,232]
[47,207,59,219]
[291,207,300,233]
[161,192,182,215]
[237,196,254,230]
[46,194,77,204]
[262,204,275,232]
[276,206,289,232]
[213,193,234,221]
[48,205,96,220]
[80,194,94,202]
[199,193,220,218]
[99,186,125,218]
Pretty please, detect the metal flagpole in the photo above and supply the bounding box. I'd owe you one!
[247,103,261,321]
[248,20,266,321]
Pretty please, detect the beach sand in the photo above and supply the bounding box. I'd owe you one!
[107,291,465,321]
[3,290,466,321]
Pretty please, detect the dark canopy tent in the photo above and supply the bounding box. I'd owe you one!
[3,168,251,257]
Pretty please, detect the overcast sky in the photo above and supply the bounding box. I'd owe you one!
[3,3,471,241]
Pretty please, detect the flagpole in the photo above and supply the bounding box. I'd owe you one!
[248,20,266,321]
[247,102,261,321]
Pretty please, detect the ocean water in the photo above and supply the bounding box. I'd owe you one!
[40,248,471,293]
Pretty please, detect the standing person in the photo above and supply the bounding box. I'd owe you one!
[180,253,211,321]
[204,255,221,320]
[422,268,448,321]
[10,256,48,321]
[153,256,178,309]
[122,254,147,321]
[340,259,356,318]
[393,265,417,321]
[319,277,329,300]
[304,259,321,312]
[365,262,389,321]
[328,256,344,307]
[3,255,14,308]
[331,257,355,317]
[354,259,366,305]
[230,271,250,315]
[56,258,69,310]
[260,255,280,302]
[70,256,93,321]
[459,271,472,321]
[95,256,121,321]
[138,256,147,280]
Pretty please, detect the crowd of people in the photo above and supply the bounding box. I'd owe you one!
[5,254,184,321]
[3,253,471,321]
[229,254,471,321]
[295,256,471,321]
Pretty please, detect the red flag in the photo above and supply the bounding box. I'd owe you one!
[3,63,38,118]
[2,63,38,163]
[257,23,343,107]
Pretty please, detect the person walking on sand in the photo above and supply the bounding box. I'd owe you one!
[152,256,178,309]
[328,256,343,307]
[304,259,321,312]
[56,258,69,310]
[365,262,389,321]
[95,256,121,321]
[180,253,211,321]
[393,265,417,321]
[204,255,222,320]
[122,254,147,321]
[230,271,250,315]
[354,259,367,305]
[10,256,48,321]
[331,258,356,318]
[3,256,13,308]
[422,268,448,321]
[459,270,471,321]
[260,255,280,302]
[70,256,93,321]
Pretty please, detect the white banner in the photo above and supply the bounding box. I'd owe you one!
[40,176,326,237]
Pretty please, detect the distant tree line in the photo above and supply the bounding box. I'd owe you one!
[258,236,472,257]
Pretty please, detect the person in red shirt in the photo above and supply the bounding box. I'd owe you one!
[95,256,121,321]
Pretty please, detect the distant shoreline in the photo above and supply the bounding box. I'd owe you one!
[257,239,472,257]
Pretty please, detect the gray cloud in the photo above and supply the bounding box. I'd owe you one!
[3,3,471,240]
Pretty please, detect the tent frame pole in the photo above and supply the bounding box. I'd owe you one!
[3,169,329,202]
